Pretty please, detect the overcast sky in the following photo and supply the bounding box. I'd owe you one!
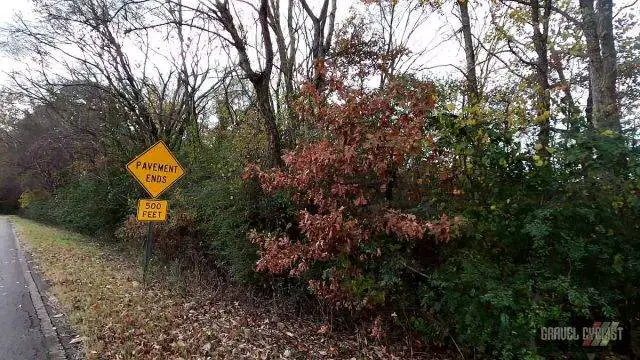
[0,0,464,89]
[0,0,34,84]
[0,0,31,24]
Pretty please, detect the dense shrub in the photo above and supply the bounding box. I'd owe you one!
[8,80,640,359]
[21,173,131,234]
[115,211,203,264]
[12,80,639,358]
[246,78,459,314]
[165,124,289,284]
[243,76,640,357]
[417,114,640,357]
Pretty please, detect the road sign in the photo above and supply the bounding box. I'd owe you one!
[126,140,185,198]
[136,199,168,222]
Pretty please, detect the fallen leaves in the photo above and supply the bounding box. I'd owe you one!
[12,217,442,359]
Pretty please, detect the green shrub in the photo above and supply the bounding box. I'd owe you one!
[21,172,131,234]
[167,134,282,284]
[414,120,640,358]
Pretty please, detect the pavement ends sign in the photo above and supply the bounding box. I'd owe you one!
[126,140,185,198]
[137,199,168,222]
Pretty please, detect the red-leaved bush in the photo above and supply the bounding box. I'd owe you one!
[244,75,458,309]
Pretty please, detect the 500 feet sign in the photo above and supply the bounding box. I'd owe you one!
[137,199,168,222]
[127,140,185,198]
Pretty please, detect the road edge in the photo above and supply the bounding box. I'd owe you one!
[9,219,67,360]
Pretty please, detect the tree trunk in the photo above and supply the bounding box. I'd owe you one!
[255,75,283,167]
[586,80,594,126]
[269,0,297,146]
[531,0,551,152]
[596,0,619,130]
[458,0,479,105]
[550,47,578,131]
[213,0,283,166]
[299,0,337,89]
[579,0,621,131]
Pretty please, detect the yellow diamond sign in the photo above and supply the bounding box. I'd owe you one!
[126,141,185,198]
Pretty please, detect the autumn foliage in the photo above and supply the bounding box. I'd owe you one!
[245,76,458,309]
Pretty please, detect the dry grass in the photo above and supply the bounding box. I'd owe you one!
[10,216,441,360]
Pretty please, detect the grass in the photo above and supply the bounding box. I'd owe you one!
[10,216,170,358]
[11,217,203,358]
[9,216,439,359]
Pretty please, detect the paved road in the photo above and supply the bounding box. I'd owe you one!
[0,217,46,359]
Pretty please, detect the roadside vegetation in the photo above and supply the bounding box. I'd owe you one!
[12,216,427,359]
[0,0,639,358]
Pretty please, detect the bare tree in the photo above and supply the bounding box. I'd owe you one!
[4,0,219,149]
[299,0,336,88]
[269,0,301,144]
[204,0,283,166]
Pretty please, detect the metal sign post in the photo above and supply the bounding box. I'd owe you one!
[143,222,153,285]
[136,199,168,286]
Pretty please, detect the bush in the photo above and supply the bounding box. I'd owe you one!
[242,76,640,358]
[418,117,640,357]
[11,78,640,358]
[246,78,458,313]
[115,211,203,263]
[21,172,131,234]
[166,125,283,284]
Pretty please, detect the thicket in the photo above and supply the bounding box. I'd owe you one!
[1,0,639,358]
[243,77,640,358]
[11,81,639,358]
[20,173,132,234]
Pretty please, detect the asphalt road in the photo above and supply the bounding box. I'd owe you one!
[0,217,46,359]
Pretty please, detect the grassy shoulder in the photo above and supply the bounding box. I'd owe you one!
[10,216,429,359]
[10,216,174,358]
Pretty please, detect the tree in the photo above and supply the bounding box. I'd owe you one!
[492,0,552,155]
[457,0,480,104]
[0,84,124,191]
[357,0,433,89]
[211,1,283,166]
[245,74,455,309]
[4,0,219,149]
[299,0,337,88]
[579,0,621,131]
[268,0,300,143]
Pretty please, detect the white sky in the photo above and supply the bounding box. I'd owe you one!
[1,0,638,91]
[0,0,35,84]
[0,0,31,24]
[0,0,463,88]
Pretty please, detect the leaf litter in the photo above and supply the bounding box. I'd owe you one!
[12,217,447,359]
